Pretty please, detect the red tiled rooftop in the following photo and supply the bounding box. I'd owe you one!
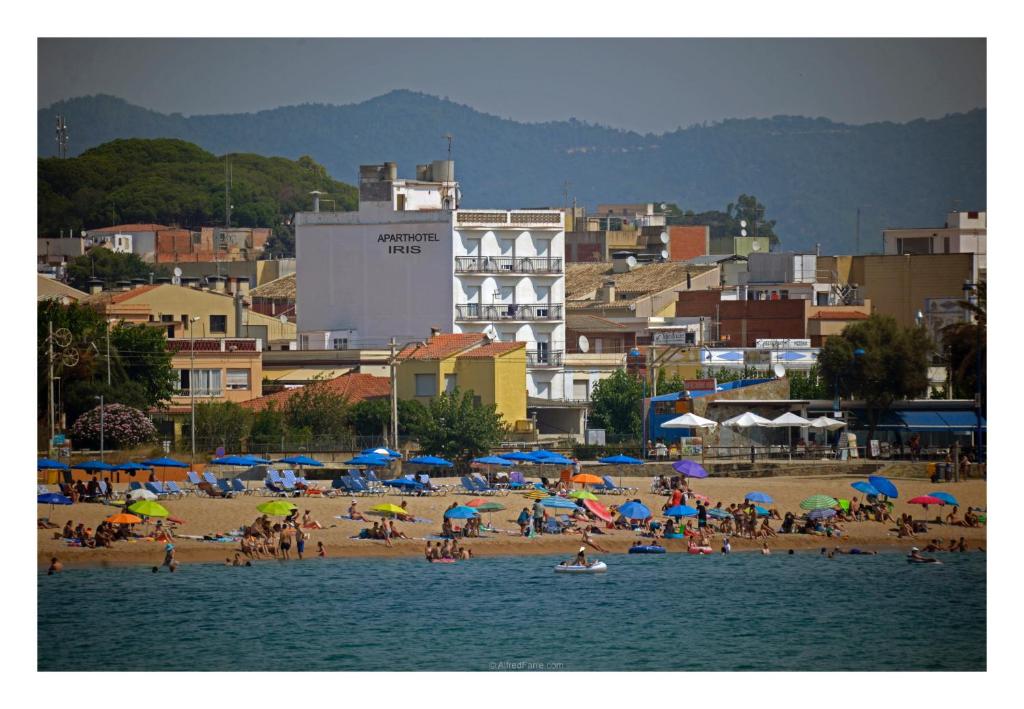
[398,333,487,360]
[241,372,390,412]
[809,311,870,321]
[456,341,526,358]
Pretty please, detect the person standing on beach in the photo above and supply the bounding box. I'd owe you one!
[532,499,545,534]
[279,524,293,560]
[296,527,307,559]
[697,502,707,532]
[162,543,177,571]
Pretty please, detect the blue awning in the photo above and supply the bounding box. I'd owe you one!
[881,409,986,432]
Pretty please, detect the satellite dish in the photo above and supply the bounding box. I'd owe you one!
[279,314,288,324]
[740,220,747,228]
[773,363,786,378]
[578,335,590,353]
[660,249,669,261]
[751,241,761,251]
[628,303,636,312]
[740,229,747,237]
[660,231,669,244]
[173,267,183,277]
[626,255,638,268]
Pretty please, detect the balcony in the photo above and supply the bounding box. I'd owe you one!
[526,350,564,367]
[454,303,563,322]
[456,210,562,228]
[454,256,563,274]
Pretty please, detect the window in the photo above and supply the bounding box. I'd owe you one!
[573,379,589,400]
[176,369,222,396]
[160,314,174,323]
[226,369,250,390]
[210,314,227,334]
[944,236,951,254]
[472,395,482,407]
[536,380,551,399]
[415,373,437,397]
[332,338,348,350]
[444,374,457,393]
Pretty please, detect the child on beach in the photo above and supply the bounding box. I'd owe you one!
[317,541,326,557]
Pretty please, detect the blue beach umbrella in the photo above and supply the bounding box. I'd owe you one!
[472,456,513,466]
[851,481,880,496]
[706,508,732,520]
[72,461,115,472]
[276,455,324,467]
[361,447,402,458]
[113,462,153,472]
[617,501,652,520]
[382,478,424,490]
[664,504,698,518]
[210,456,256,466]
[754,505,770,517]
[444,505,480,519]
[141,457,188,468]
[343,455,391,467]
[744,492,773,504]
[500,451,539,463]
[673,460,709,478]
[539,496,578,510]
[407,455,454,467]
[929,491,960,507]
[808,508,836,520]
[37,458,69,470]
[868,475,899,499]
[532,453,573,466]
[38,492,73,505]
[599,454,644,465]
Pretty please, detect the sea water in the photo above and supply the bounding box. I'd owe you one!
[38,551,985,671]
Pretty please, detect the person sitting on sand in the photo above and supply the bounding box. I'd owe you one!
[348,501,370,522]
[757,518,777,539]
[397,500,415,522]
[301,510,323,530]
[663,518,676,537]
[441,517,454,539]
[389,520,409,540]
[580,525,609,553]
[780,513,795,534]
[898,518,916,539]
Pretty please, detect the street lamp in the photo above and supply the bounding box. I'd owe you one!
[630,347,646,459]
[189,316,201,465]
[962,281,984,465]
[94,395,104,462]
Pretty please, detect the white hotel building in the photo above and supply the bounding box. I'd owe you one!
[296,162,576,423]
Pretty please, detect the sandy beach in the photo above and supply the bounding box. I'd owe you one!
[38,475,988,567]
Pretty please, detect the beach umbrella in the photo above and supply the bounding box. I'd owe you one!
[343,455,391,467]
[767,412,812,427]
[617,501,652,520]
[598,454,644,465]
[800,495,838,510]
[37,458,69,470]
[474,501,506,513]
[471,456,513,466]
[664,504,698,518]
[126,488,157,501]
[105,513,142,525]
[868,475,899,499]
[673,460,709,478]
[368,503,408,517]
[37,492,72,507]
[706,508,732,520]
[444,505,480,520]
[583,499,613,523]
[928,491,960,507]
[569,489,598,501]
[523,489,551,500]
[533,454,573,466]
[572,473,604,485]
[256,500,297,516]
[690,493,710,503]
[808,508,836,520]
[407,455,454,467]
[540,496,579,510]
[908,495,946,507]
[141,457,188,468]
[211,455,258,466]
[276,455,324,467]
[744,491,773,504]
[113,462,152,472]
[500,451,538,462]
[72,460,115,472]
[128,500,169,518]
[809,416,846,430]
[381,478,424,490]
[722,412,773,428]
[465,498,489,507]
[851,481,880,496]
[754,505,770,517]
[662,412,718,429]
[362,447,402,458]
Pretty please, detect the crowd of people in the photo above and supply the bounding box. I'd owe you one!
[424,539,472,561]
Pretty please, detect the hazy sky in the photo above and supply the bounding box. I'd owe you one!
[38,38,985,133]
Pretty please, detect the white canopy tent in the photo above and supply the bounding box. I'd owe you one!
[722,412,773,428]
[662,412,718,429]
[809,416,847,430]
[767,412,812,460]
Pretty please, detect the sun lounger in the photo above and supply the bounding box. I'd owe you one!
[202,471,220,486]
[216,479,237,498]
[129,481,143,492]
[197,481,228,498]
[185,471,202,493]
[264,480,287,497]
[165,481,187,498]
[145,481,170,498]
[231,478,250,495]
[601,475,635,495]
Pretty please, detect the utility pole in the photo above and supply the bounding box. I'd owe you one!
[856,207,861,256]
[189,315,199,465]
[390,337,399,450]
[106,321,112,386]
[48,321,55,452]
[96,395,105,462]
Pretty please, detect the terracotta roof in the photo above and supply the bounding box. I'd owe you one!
[83,283,163,307]
[566,261,717,305]
[398,333,487,360]
[250,273,296,299]
[89,224,170,233]
[456,341,525,359]
[809,311,870,321]
[240,372,390,412]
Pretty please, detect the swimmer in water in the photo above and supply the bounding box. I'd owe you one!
[761,542,771,555]
[721,537,731,554]
[908,546,939,563]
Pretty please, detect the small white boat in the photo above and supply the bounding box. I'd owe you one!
[554,561,608,574]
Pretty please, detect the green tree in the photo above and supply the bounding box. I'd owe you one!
[193,401,252,452]
[283,379,350,440]
[589,369,644,440]
[941,281,986,400]
[65,249,168,291]
[409,388,508,463]
[788,364,830,399]
[663,194,779,247]
[348,398,425,438]
[818,314,931,444]
[249,402,287,448]
[109,322,176,407]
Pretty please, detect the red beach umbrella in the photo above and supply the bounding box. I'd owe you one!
[583,498,613,523]
[908,495,946,506]
[465,498,488,508]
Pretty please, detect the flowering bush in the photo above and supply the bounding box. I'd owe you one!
[70,403,157,449]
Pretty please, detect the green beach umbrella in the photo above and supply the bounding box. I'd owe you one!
[127,500,169,518]
[837,498,851,511]
[474,501,506,512]
[257,500,298,516]
[800,495,839,511]
[568,489,598,501]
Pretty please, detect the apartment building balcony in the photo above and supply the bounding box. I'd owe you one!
[455,210,563,229]
[454,256,563,274]
[454,303,564,322]
[526,350,564,368]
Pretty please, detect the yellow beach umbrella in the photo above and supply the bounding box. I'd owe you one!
[523,489,550,500]
[369,503,407,517]
[569,489,598,501]
[127,500,169,518]
[257,500,298,516]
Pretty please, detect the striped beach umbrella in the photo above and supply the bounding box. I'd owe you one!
[800,495,838,510]
[523,489,550,500]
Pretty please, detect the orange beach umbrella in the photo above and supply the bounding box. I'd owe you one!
[572,473,604,486]
[105,513,143,525]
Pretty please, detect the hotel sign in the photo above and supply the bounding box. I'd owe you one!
[756,338,810,349]
[378,231,440,254]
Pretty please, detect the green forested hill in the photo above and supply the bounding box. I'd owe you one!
[38,138,357,255]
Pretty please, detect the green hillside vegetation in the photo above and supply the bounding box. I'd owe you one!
[38,138,357,256]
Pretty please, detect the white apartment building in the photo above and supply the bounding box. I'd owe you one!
[295,161,568,403]
[883,211,987,272]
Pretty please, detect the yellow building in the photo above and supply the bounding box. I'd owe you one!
[85,283,296,346]
[397,333,528,427]
[37,274,87,304]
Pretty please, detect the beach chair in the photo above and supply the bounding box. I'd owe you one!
[202,471,220,486]
[460,476,478,494]
[506,471,530,491]
[365,470,385,493]
[349,476,380,496]
[263,479,287,497]
[145,482,169,499]
[216,478,237,498]
[231,478,250,496]
[472,473,506,496]
[197,481,228,498]
[129,481,143,492]
[38,484,51,495]
[603,475,636,495]
[185,471,202,494]
[543,517,565,534]
[165,481,187,498]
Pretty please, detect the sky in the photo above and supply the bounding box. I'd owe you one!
[38,38,985,134]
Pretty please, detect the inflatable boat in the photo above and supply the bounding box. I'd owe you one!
[428,558,457,564]
[554,561,608,573]
[687,546,714,555]
[907,556,941,564]
[628,545,666,554]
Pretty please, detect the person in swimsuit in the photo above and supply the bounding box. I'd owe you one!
[317,541,326,557]
[424,541,434,561]
[296,528,307,559]
[301,510,323,529]
[381,520,393,548]
[721,537,731,554]
[47,557,62,575]
[571,546,588,567]
[348,501,370,522]
[761,542,771,555]
[279,525,293,560]
[581,525,609,552]
[162,543,177,571]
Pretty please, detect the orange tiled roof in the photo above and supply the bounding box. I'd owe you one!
[240,372,390,412]
[809,311,869,321]
[456,341,525,359]
[398,333,487,360]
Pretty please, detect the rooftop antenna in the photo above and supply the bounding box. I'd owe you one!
[55,114,69,159]
[444,133,453,162]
